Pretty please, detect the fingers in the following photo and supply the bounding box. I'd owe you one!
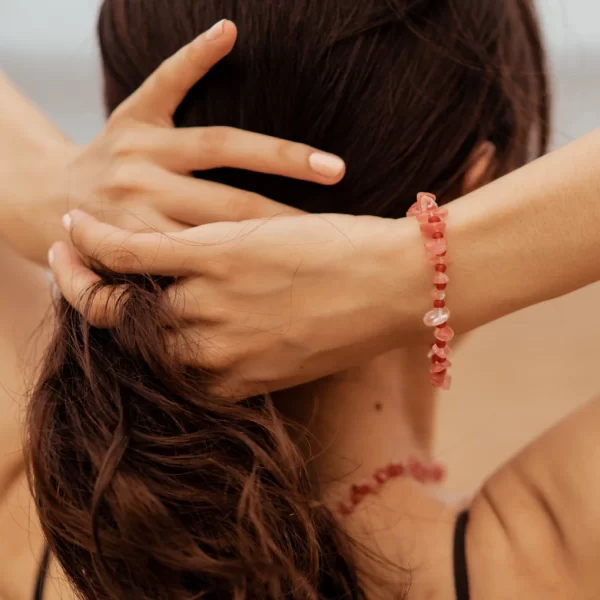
[145,127,346,184]
[111,20,237,123]
[145,168,303,224]
[48,242,124,328]
[64,210,199,276]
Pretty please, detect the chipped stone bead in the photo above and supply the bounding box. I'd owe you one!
[387,461,406,477]
[430,464,446,483]
[417,192,438,211]
[374,468,389,484]
[425,238,448,255]
[431,206,449,219]
[423,307,450,327]
[407,193,437,216]
[433,272,450,285]
[431,359,452,373]
[430,289,446,300]
[434,324,455,342]
[420,221,447,236]
[430,372,445,387]
[429,254,449,266]
[427,344,452,359]
[407,457,427,482]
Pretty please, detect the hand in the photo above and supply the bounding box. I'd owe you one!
[49,209,426,396]
[17,20,345,264]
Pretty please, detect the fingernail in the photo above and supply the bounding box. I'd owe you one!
[48,246,55,267]
[62,213,72,232]
[205,19,226,41]
[308,152,346,178]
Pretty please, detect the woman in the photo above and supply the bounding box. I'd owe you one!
[0,5,598,600]
[28,1,555,599]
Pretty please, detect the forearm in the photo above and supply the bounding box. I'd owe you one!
[0,71,74,263]
[390,129,600,342]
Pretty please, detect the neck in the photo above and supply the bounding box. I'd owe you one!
[274,346,455,600]
[274,344,436,497]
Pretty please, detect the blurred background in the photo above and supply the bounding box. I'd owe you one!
[1,0,599,490]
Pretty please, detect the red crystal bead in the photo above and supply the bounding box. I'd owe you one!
[420,221,447,236]
[435,284,447,291]
[374,468,389,484]
[434,325,455,342]
[430,464,446,483]
[431,359,452,373]
[432,232,444,239]
[425,238,448,256]
[408,458,427,482]
[435,264,447,272]
[428,216,441,223]
[436,341,446,348]
[352,483,371,496]
[430,373,444,387]
[433,300,445,308]
[387,462,405,477]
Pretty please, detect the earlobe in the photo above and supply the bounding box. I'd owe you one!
[461,141,496,195]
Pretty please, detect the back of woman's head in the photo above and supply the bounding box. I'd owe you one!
[27,1,550,598]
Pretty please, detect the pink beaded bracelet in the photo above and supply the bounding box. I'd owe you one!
[407,192,455,390]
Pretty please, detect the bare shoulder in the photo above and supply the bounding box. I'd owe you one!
[466,397,600,599]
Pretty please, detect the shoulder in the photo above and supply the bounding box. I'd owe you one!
[467,397,600,599]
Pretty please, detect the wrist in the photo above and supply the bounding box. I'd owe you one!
[4,138,77,264]
[0,72,77,263]
[375,216,432,347]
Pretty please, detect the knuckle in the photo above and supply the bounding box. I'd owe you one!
[97,244,138,273]
[102,160,146,194]
[152,56,187,99]
[200,126,229,154]
[222,192,251,222]
[153,56,178,88]
[275,139,294,162]
[106,129,140,157]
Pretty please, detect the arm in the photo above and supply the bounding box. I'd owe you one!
[446,128,600,335]
[0,71,75,262]
[48,129,600,395]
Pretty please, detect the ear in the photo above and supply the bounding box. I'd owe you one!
[461,141,496,195]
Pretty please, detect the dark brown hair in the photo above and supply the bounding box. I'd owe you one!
[27,1,550,598]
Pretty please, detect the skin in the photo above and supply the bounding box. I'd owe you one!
[2,19,600,600]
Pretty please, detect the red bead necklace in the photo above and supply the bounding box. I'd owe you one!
[336,457,446,517]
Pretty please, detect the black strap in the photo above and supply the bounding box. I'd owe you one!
[33,545,51,600]
[453,510,470,600]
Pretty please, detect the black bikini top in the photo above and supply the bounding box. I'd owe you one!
[33,544,51,600]
[454,510,470,600]
[34,511,471,600]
